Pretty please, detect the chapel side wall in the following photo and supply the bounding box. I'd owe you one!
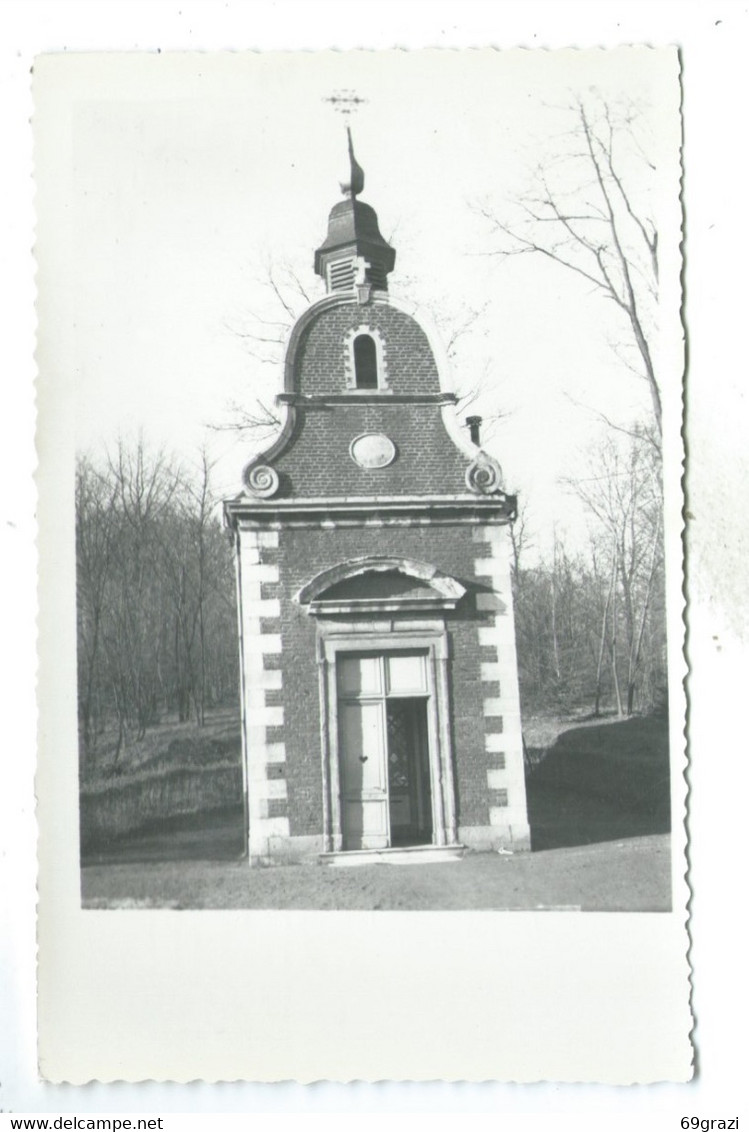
[273,521,529,851]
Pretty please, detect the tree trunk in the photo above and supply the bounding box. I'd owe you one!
[594,559,615,716]
[627,515,662,717]
[610,561,624,717]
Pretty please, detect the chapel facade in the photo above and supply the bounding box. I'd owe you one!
[224,133,531,864]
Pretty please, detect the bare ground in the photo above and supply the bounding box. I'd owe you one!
[81,833,670,911]
[81,711,673,912]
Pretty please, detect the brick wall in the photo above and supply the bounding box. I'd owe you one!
[276,523,494,835]
[270,299,471,498]
[274,401,469,498]
[294,302,441,396]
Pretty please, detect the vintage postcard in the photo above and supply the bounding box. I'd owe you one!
[35,47,691,1082]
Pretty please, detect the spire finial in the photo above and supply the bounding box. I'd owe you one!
[340,126,364,199]
[323,90,367,198]
[316,91,395,293]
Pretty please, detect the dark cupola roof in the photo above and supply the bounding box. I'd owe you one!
[314,128,396,296]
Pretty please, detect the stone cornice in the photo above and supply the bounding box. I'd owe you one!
[224,492,518,528]
[276,391,457,407]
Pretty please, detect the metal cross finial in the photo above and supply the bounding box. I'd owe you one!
[323,90,368,119]
[323,91,367,198]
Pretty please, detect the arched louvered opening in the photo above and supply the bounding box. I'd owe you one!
[353,334,379,389]
[327,257,355,292]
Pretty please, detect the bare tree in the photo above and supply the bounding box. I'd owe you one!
[103,440,180,749]
[76,458,119,765]
[508,498,533,586]
[569,433,664,716]
[209,258,312,444]
[477,93,662,439]
[591,542,616,718]
[76,438,239,774]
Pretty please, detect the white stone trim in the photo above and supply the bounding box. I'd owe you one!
[343,324,389,390]
[296,555,466,607]
[249,705,284,727]
[478,627,499,647]
[236,527,289,864]
[245,685,270,711]
[458,823,530,852]
[253,778,288,802]
[242,598,281,618]
[245,723,269,748]
[256,668,283,691]
[472,521,531,849]
[267,833,324,861]
[241,563,280,582]
[255,815,290,840]
[244,633,282,656]
[256,530,280,548]
[236,493,503,509]
[474,559,505,580]
[317,627,458,854]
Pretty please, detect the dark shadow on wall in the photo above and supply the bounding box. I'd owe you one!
[525,715,671,851]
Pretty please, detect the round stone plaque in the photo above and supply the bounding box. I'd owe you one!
[350,433,397,469]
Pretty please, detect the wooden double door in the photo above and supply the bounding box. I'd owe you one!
[337,651,434,851]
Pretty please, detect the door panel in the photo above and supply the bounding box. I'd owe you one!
[386,653,427,695]
[339,700,389,849]
[336,650,434,852]
[337,654,382,697]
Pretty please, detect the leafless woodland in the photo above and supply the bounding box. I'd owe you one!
[76,93,670,797]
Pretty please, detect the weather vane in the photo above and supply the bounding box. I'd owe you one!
[323,90,368,120]
[323,90,367,199]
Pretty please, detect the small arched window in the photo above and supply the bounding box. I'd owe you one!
[353,334,379,389]
[344,325,388,392]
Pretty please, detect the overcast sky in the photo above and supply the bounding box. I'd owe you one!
[35,47,681,556]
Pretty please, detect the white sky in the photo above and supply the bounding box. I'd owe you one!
[35,47,681,557]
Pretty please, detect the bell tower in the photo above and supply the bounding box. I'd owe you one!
[225,127,530,865]
[313,129,396,299]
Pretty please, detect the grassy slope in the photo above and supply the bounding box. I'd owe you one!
[81,711,673,911]
[525,713,671,850]
[82,707,241,781]
[80,708,243,853]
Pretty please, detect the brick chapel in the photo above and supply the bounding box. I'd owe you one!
[224,131,531,864]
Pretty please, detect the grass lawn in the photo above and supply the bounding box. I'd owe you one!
[81,711,673,912]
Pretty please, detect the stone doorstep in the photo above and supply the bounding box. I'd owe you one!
[319,844,465,867]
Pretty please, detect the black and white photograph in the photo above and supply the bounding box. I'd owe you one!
[33,45,692,1083]
[52,49,682,911]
